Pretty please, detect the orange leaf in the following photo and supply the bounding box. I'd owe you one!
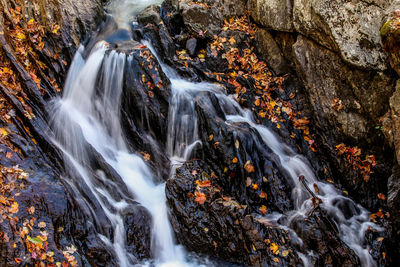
[377,193,386,200]
[259,205,267,215]
[244,161,255,173]
[194,191,206,205]
[259,191,267,199]
[232,157,238,163]
[196,180,211,187]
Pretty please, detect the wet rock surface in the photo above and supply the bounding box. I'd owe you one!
[290,209,360,266]
[166,160,302,266]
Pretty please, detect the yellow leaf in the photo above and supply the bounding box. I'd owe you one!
[0,128,8,136]
[273,258,279,263]
[15,32,26,40]
[259,205,267,215]
[270,243,279,254]
[9,202,19,213]
[235,140,240,148]
[282,250,289,257]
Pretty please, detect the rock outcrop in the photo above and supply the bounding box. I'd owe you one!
[246,0,400,263]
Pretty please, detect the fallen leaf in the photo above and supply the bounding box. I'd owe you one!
[194,191,206,205]
[196,180,211,187]
[9,202,19,213]
[27,206,35,214]
[143,153,151,161]
[377,193,386,200]
[235,140,240,149]
[270,243,279,254]
[259,205,267,215]
[259,191,267,199]
[244,161,255,173]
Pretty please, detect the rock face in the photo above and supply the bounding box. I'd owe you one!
[293,0,390,70]
[248,0,294,32]
[245,0,400,263]
[293,36,394,140]
[248,0,398,207]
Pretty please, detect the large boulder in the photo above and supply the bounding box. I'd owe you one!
[293,36,394,141]
[293,0,391,70]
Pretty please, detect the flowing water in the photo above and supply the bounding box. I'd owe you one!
[49,0,382,266]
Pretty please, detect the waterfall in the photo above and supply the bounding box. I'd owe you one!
[51,43,188,267]
[48,0,382,266]
[144,43,382,267]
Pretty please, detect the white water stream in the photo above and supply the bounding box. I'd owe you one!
[49,0,382,266]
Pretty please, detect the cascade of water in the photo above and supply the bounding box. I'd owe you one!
[150,45,382,266]
[51,43,188,267]
[49,0,382,266]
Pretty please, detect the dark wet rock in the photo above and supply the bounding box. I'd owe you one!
[109,41,172,180]
[292,36,394,208]
[160,0,185,37]
[179,0,224,39]
[290,208,361,266]
[166,159,303,266]
[124,206,152,260]
[0,139,118,266]
[136,6,177,62]
[186,38,197,56]
[114,41,171,146]
[137,5,162,26]
[193,93,294,213]
[386,164,400,264]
